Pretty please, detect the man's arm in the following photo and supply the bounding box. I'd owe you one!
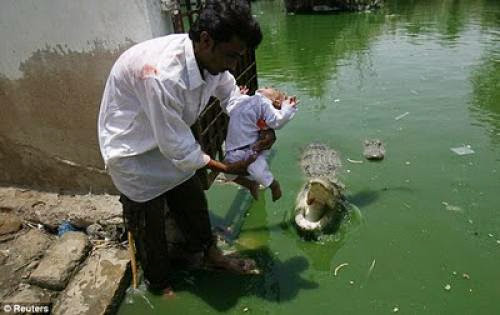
[206,155,256,175]
[213,72,244,115]
[137,76,256,175]
[136,76,210,172]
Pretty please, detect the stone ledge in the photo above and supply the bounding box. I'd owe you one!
[29,232,90,290]
[3,283,57,305]
[0,187,122,230]
[0,229,53,299]
[53,247,130,315]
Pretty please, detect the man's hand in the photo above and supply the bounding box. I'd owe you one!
[206,154,256,175]
[225,156,256,175]
[253,129,276,153]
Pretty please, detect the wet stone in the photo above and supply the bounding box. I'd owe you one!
[3,283,56,305]
[5,229,53,267]
[53,247,130,315]
[0,210,23,235]
[0,229,53,299]
[29,232,90,291]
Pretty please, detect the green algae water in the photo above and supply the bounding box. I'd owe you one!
[119,0,500,313]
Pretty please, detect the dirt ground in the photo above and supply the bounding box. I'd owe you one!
[0,186,122,232]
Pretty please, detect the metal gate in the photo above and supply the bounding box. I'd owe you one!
[169,0,259,189]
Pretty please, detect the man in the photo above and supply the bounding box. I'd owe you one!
[98,0,269,293]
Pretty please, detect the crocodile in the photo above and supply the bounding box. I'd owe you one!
[363,139,385,160]
[294,144,346,237]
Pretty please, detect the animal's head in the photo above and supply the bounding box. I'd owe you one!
[306,177,344,209]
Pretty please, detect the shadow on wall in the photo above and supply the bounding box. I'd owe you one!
[0,41,134,194]
[0,135,117,194]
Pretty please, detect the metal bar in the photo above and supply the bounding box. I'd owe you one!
[201,110,226,136]
[235,61,256,81]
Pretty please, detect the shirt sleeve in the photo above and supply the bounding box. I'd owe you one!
[260,97,298,130]
[135,76,209,172]
[213,71,244,115]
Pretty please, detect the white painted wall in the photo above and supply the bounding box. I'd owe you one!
[0,0,174,193]
[0,0,173,79]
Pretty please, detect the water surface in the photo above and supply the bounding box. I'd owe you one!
[119,0,500,313]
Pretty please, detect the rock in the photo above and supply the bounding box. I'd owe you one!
[0,210,23,235]
[5,229,53,266]
[3,284,56,305]
[53,248,130,315]
[86,223,123,241]
[0,229,53,299]
[0,187,122,231]
[29,232,90,290]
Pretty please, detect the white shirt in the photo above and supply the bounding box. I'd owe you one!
[98,34,242,202]
[225,93,297,152]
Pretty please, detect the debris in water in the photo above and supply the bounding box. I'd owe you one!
[405,161,411,165]
[395,111,410,120]
[393,306,399,313]
[333,263,349,276]
[462,273,470,280]
[488,233,494,238]
[349,280,355,285]
[347,158,363,164]
[243,307,249,312]
[410,89,419,95]
[468,219,473,224]
[441,201,463,212]
[450,145,474,156]
[368,259,376,276]
[444,284,451,291]
[452,271,457,276]
[334,99,340,103]
[496,240,500,244]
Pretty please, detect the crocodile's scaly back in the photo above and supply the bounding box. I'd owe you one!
[300,143,342,182]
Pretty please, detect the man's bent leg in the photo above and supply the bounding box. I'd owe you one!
[165,175,258,274]
[120,194,171,291]
[164,175,213,254]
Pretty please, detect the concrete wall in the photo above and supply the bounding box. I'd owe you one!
[0,0,173,194]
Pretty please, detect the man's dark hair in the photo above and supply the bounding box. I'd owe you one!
[189,0,262,49]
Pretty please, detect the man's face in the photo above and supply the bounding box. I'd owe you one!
[198,32,247,75]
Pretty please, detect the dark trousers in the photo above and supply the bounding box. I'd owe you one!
[120,175,213,290]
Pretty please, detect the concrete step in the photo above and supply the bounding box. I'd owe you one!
[29,232,90,290]
[53,247,130,315]
[0,229,53,299]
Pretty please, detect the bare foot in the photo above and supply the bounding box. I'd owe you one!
[270,180,282,202]
[204,245,260,275]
